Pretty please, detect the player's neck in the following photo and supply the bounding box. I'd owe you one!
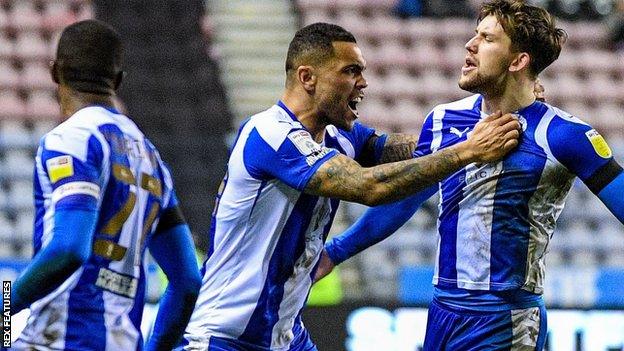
[280,93,327,142]
[59,88,116,119]
[482,80,535,115]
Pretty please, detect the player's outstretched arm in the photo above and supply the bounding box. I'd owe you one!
[305,111,520,206]
[314,185,437,282]
[596,171,624,223]
[146,220,201,351]
[11,207,97,314]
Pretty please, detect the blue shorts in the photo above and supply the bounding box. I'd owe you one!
[423,299,547,351]
[176,327,317,351]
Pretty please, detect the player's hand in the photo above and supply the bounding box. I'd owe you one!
[534,78,545,102]
[313,249,335,283]
[465,111,520,163]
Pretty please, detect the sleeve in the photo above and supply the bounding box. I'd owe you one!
[413,111,435,158]
[146,223,201,351]
[39,129,104,211]
[546,116,616,193]
[324,185,437,265]
[336,122,377,161]
[243,127,338,191]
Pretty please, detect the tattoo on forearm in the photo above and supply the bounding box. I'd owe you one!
[379,133,418,164]
[305,146,464,205]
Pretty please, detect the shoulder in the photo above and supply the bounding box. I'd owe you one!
[245,105,306,151]
[429,94,481,115]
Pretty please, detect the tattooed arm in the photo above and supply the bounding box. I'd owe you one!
[361,133,419,165]
[304,111,520,206]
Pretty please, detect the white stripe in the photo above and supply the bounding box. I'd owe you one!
[35,147,55,249]
[511,306,541,350]
[326,125,355,158]
[103,291,140,351]
[533,109,562,168]
[51,181,100,203]
[455,161,502,289]
[523,107,576,293]
[270,198,330,349]
[430,109,444,153]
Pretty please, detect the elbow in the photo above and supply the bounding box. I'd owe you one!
[360,183,387,207]
[173,271,202,302]
[58,251,88,272]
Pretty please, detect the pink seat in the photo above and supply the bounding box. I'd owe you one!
[20,61,55,90]
[26,90,59,119]
[0,90,26,118]
[14,31,49,60]
[0,61,20,88]
[10,1,43,31]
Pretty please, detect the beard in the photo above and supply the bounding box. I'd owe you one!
[317,91,354,131]
[459,57,511,96]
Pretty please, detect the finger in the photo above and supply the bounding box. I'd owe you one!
[503,138,519,152]
[481,110,502,122]
[489,113,516,127]
[502,129,520,143]
[499,120,521,133]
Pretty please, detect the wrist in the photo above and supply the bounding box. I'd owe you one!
[449,142,477,165]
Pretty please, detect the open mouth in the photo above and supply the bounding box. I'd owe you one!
[348,95,363,117]
[462,57,477,73]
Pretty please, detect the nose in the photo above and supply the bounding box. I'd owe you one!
[358,74,368,89]
[465,36,478,54]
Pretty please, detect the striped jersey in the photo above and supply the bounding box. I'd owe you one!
[17,106,177,350]
[415,94,613,296]
[183,101,375,350]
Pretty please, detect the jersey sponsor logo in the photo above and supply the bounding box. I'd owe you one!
[287,130,332,166]
[95,267,138,298]
[46,155,74,183]
[585,129,612,158]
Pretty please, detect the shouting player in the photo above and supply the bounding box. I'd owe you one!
[9,20,201,350]
[177,22,521,351]
[317,1,624,350]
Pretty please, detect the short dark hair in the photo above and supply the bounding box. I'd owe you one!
[55,19,123,94]
[285,22,356,74]
[479,0,567,76]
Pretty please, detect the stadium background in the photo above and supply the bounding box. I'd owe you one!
[0,0,623,349]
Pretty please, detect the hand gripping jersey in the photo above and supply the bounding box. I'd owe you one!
[18,106,177,350]
[415,95,614,295]
[182,101,375,351]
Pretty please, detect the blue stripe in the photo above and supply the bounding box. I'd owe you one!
[64,266,107,350]
[437,171,463,284]
[489,104,548,288]
[239,194,319,346]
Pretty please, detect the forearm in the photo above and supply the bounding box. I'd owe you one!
[326,186,436,264]
[306,142,472,206]
[146,224,201,350]
[597,171,624,224]
[145,284,198,351]
[378,133,419,164]
[12,208,96,313]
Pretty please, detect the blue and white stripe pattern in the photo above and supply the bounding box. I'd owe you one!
[17,106,176,350]
[415,94,612,295]
[183,102,374,351]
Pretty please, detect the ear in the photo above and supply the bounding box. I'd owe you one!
[296,66,316,92]
[509,52,531,73]
[113,71,124,90]
[50,61,60,84]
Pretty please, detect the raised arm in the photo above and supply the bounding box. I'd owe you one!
[305,111,520,206]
